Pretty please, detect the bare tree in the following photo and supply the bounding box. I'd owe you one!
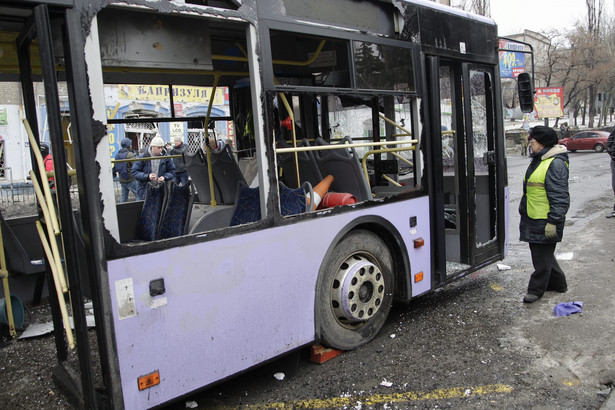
[582,0,606,127]
[451,0,490,16]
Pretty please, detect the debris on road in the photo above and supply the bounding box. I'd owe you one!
[553,301,584,317]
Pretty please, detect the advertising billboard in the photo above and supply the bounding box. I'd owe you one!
[499,40,526,78]
[534,87,564,118]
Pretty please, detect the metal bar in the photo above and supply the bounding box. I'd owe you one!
[360,146,417,189]
[111,154,183,163]
[64,5,113,403]
[29,170,67,294]
[0,222,16,337]
[275,139,417,153]
[204,73,221,207]
[278,92,300,187]
[108,115,233,124]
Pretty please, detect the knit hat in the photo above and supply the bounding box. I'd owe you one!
[40,143,50,157]
[530,126,558,147]
[173,136,183,143]
[150,136,165,147]
[120,138,132,148]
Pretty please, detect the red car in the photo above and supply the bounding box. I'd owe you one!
[559,130,610,152]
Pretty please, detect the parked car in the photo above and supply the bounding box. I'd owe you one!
[558,130,610,152]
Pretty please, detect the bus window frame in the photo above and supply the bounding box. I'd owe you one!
[260,19,422,96]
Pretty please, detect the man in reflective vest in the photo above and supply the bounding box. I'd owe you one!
[519,126,570,303]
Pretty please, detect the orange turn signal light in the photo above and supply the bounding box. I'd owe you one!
[413,237,425,248]
[414,271,424,283]
[138,371,160,391]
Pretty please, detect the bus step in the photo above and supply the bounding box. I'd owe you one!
[310,344,344,364]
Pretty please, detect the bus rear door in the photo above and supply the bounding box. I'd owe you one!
[430,60,502,279]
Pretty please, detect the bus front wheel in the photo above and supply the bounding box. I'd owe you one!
[316,230,394,351]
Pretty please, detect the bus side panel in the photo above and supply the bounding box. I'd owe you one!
[107,197,430,409]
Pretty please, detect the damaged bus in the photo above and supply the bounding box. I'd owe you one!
[0,0,523,408]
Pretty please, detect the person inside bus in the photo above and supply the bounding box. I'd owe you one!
[114,138,139,202]
[131,135,176,200]
[170,136,190,186]
[519,126,570,303]
[40,143,55,189]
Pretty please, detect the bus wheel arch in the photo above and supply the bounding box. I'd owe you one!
[315,224,406,351]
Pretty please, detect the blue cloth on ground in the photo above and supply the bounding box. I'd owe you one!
[553,301,583,317]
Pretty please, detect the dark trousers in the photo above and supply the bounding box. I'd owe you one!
[527,243,567,296]
[174,171,189,186]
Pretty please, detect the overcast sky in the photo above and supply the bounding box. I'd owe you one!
[490,0,613,36]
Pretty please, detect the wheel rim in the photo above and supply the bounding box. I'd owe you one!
[330,253,385,328]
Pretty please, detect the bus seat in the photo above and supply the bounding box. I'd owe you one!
[184,145,246,205]
[277,138,323,189]
[313,136,371,202]
[136,183,167,241]
[158,181,194,239]
[184,148,222,204]
[212,144,247,203]
[279,181,313,216]
[229,181,312,227]
[229,182,260,226]
[116,200,144,243]
[0,211,46,305]
[188,205,235,234]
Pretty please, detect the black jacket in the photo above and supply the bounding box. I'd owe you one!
[607,130,615,161]
[131,147,176,185]
[170,143,189,173]
[519,144,570,243]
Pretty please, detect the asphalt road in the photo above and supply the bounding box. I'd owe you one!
[166,150,615,409]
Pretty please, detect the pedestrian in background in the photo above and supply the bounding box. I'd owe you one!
[520,132,529,156]
[131,135,175,200]
[519,126,570,303]
[606,129,615,218]
[40,143,55,189]
[559,122,569,140]
[170,136,190,186]
[521,115,530,155]
[114,138,139,203]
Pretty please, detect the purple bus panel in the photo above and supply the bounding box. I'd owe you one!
[107,197,431,408]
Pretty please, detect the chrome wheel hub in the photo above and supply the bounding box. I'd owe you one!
[331,254,385,326]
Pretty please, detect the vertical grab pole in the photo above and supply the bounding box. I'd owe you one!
[204,72,221,207]
[278,93,300,187]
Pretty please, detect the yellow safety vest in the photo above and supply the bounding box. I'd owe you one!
[525,157,555,219]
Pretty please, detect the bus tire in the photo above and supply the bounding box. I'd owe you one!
[316,229,394,351]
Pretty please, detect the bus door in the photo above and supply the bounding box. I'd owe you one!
[432,60,499,278]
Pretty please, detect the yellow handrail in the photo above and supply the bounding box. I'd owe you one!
[30,171,68,293]
[23,119,60,235]
[278,93,301,187]
[0,223,16,337]
[361,146,417,189]
[378,113,413,137]
[275,139,417,154]
[204,73,222,207]
[35,220,75,349]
